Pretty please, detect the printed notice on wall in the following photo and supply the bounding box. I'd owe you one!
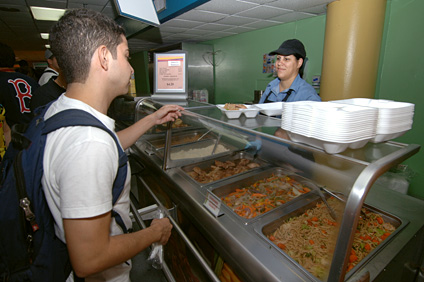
[156,55,185,91]
[263,54,276,74]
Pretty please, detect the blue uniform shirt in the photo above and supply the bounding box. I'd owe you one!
[259,74,321,103]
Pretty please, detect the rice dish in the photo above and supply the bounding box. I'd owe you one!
[171,143,229,160]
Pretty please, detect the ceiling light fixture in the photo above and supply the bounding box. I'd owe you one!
[30,6,66,21]
[41,33,49,40]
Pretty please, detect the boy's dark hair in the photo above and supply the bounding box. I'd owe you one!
[49,8,126,84]
[0,42,16,68]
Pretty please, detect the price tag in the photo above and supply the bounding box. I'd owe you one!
[203,191,223,217]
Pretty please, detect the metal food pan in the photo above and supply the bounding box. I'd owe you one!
[180,151,270,187]
[157,138,237,161]
[146,118,203,135]
[255,193,407,281]
[211,167,315,225]
[144,129,216,150]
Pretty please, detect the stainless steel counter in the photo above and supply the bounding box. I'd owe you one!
[113,97,424,282]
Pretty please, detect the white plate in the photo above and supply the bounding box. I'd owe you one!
[216,104,260,119]
[287,131,370,154]
[253,102,283,116]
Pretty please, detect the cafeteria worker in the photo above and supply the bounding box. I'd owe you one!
[259,39,321,104]
[259,39,321,139]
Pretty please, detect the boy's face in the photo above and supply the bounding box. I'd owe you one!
[109,35,134,95]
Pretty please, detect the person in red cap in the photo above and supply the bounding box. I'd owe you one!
[259,39,321,104]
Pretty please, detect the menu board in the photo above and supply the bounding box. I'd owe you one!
[153,52,188,99]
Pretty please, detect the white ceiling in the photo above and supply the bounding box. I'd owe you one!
[0,0,332,61]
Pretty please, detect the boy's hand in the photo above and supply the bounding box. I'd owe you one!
[153,105,184,125]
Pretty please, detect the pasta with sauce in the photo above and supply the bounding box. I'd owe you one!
[268,197,396,280]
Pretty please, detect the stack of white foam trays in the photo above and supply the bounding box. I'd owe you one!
[281,99,414,154]
[329,98,415,143]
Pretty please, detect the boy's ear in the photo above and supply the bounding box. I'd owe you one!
[98,46,109,70]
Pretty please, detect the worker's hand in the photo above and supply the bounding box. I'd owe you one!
[153,104,184,125]
[150,217,173,245]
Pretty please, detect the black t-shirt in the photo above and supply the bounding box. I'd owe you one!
[30,77,65,112]
[0,70,39,127]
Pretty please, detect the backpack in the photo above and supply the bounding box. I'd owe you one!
[0,105,129,282]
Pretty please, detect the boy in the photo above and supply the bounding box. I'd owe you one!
[46,8,183,281]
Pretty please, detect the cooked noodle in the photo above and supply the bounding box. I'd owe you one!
[268,197,396,280]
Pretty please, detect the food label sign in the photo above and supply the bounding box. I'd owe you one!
[156,55,184,91]
[204,191,223,217]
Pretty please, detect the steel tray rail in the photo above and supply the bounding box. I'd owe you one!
[328,142,420,281]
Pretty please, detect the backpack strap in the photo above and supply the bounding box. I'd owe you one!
[41,109,129,233]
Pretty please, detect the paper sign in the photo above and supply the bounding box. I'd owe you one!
[203,191,222,217]
[156,55,185,91]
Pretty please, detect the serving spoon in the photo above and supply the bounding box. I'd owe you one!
[302,180,338,221]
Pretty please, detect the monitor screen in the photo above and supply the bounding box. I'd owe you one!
[153,51,188,98]
[114,0,160,26]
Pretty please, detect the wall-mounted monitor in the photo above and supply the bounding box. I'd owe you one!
[152,51,188,100]
[114,0,160,37]
[114,0,160,26]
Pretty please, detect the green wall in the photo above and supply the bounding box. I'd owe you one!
[374,0,424,199]
[129,51,150,95]
[205,16,326,104]
[204,0,424,199]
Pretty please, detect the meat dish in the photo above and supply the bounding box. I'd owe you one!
[187,159,260,184]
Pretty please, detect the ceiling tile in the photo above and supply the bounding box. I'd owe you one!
[0,0,333,59]
[69,0,109,5]
[178,10,228,22]
[67,3,104,11]
[0,0,26,4]
[182,29,216,36]
[195,0,258,15]
[224,26,255,33]
[215,15,257,25]
[235,5,291,19]
[270,11,316,22]
[27,0,67,9]
[265,0,332,11]
[156,25,187,33]
[300,4,328,14]
[242,20,282,29]
[238,0,275,4]
[192,22,234,31]
[163,19,206,29]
